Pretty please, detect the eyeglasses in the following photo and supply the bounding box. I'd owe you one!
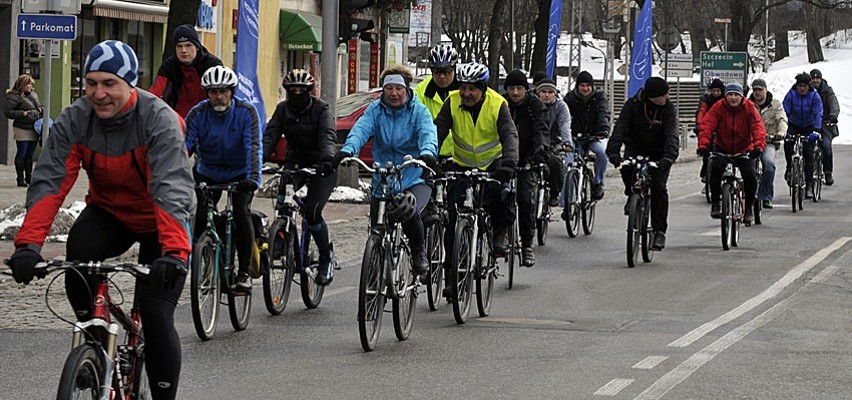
[431,68,454,76]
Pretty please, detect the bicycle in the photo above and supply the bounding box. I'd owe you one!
[812,134,823,202]
[621,157,655,268]
[753,156,763,226]
[423,175,448,311]
[563,135,597,237]
[786,134,806,213]
[712,152,750,251]
[506,175,520,289]
[264,167,331,316]
[343,156,432,351]
[443,168,501,323]
[23,260,153,400]
[190,182,252,341]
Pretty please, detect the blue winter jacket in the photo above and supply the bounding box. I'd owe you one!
[185,96,263,185]
[782,86,823,132]
[341,91,438,197]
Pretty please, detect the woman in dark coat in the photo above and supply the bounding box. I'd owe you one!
[5,74,41,187]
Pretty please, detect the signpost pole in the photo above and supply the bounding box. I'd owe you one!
[42,39,51,142]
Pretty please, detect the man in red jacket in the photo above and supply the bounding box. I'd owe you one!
[697,82,766,225]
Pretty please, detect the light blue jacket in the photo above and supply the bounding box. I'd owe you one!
[341,92,438,197]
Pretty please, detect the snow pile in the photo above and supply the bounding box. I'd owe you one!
[258,175,369,203]
[0,201,85,242]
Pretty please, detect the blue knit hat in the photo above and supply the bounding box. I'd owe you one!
[84,40,138,87]
[725,81,744,96]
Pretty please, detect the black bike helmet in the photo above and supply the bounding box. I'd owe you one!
[386,192,417,223]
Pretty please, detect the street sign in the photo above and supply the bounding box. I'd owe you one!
[700,51,748,87]
[22,0,81,14]
[656,26,681,52]
[16,13,77,40]
[662,53,694,77]
[666,69,693,78]
[714,18,731,23]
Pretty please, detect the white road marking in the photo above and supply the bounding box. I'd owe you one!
[671,192,700,202]
[668,237,851,348]
[634,251,850,400]
[323,286,356,297]
[478,317,572,326]
[632,356,668,370]
[698,229,717,236]
[595,378,635,396]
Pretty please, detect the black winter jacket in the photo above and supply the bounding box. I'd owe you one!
[263,96,337,165]
[503,92,548,164]
[4,90,41,130]
[607,89,679,164]
[563,89,610,138]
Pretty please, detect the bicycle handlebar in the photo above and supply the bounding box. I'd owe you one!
[276,166,317,176]
[709,151,750,161]
[340,155,436,176]
[196,182,240,192]
[31,260,151,280]
[618,157,658,170]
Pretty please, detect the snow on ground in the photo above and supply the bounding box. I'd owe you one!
[0,201,85,242]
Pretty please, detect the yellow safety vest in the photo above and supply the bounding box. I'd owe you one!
[449,88,506,170]
[414,76,454,156]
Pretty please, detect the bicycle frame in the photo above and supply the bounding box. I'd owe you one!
[275,177,312,274]
[198,183,238,290]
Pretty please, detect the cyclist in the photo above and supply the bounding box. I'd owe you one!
[186,65,262,293]
[697,82,766,225]
[563,71,610,201]
[606,77,679,251]
[149,24,223,118]
[809,69,839,186]
[413,43,460,158]
[502,69,549,266]
[333,64,438,278]
[749,78,788,209]
[695,78,726,187]
[433,61,519,266]
[783,72,823,199]
[532,73,572,207]
[264,69,337,285]
[7,40,195,400]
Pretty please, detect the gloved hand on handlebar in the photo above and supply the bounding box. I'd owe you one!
[748,149,762,159]
[492,161,516,183]
[332,151,352,170]
[148,255,188,290]
[808,132,821,143]
[697,147,709,157]
[418,154,440,177]
[8,247,42,284]
[317,157,334,177]
[608,154,622,167]
[236,179,258,192]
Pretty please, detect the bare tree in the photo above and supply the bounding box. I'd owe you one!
[444,0,491,62]
[162,0,201,60]
[487,0,509,88]
[529,0,551,74]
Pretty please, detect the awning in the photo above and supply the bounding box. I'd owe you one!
[279,9,322,52]
[91,0,168,24]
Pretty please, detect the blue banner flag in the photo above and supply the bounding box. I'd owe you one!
[235,0,266,131]
[545,0,563,78]
[627,0,653,98]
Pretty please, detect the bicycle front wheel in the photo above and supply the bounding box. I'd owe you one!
[358,234,385,351]
[506,209,519,289]
[625,194,641,268]
[581,169,596,235]
[721,183,733,251]
[813,153,823,202]
[424,220,445,311]
[564,169,581,238]
[475,227,496,317]
[731,186,741,247]
[640,197,654,263]
[300,235,325,309]
[536,189,549,246]
[392,243,417,341]
[263,219,295,315]
[227,245,252,331]
[190,233,221,341]
[448,218,474,324]
[56,343,104,400]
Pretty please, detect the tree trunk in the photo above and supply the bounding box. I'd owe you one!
[803,4,825,63]
[530,0,550,75]
[487,0,508,89]
[162,0,202,60]
[728,1,753,51]
[774,30,789,61]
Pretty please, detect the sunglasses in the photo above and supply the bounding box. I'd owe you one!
[431,68,454,76]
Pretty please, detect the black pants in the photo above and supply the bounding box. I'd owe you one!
[516,170,537,246]
[443,174,516,257]
[193,172,254,274]
[65,206,184,400]
[709,156,757,208]
[370,183,431,250]
[546,152,563,197]
[620,165,671,233]
[783,129,816,185]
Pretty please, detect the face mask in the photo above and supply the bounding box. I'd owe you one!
[287,90,311,111]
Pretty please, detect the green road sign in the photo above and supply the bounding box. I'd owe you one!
[700,51,748,87]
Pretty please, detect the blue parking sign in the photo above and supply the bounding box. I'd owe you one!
[16,14,77,40]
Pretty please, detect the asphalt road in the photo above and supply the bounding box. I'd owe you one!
[2,147,852,399]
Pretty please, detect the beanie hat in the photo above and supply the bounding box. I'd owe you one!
[173,24,202,50]
[575,71,594,86]
[535,78,558,94]
[504,69,529,90]
[751,78,767,89]
[795,72,811,86]
[643,77,669,98]
[725,81,744,96]
[809,69,822,79]
[84,40,139,87]
[532,71,550,86]
[709,78,725,91]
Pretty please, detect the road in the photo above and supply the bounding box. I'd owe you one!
[2,147,852,399]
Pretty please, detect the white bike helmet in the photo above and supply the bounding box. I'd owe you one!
[201,65,238,91]
[429,44,459,68]
[456,62,490,84]
[282,69,316,90]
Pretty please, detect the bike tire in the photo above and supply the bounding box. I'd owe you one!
[564,169,581,238]
[392,242,417,341]
[581,169,596,235]
[448,218,474,324]
[641,197,654,263]
[127,334,149,400]
[358,234,385,352]
[625,194,641,268]
[704,179,712,204]
[721,184,732,251]
[227,239,252,332]
[424,220,445,311]
[475,226,495,317]
[536,187,549,246]
[507,210,519,289]
[300,234,325,309]
[813,154,823,202]
[190,233,221,341]
[263,219,295,316]
[731,187,741,247]
[56,343,103,400]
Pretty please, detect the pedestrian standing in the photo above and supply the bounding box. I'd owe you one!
[4,74,41,187]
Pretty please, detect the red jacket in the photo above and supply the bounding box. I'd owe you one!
[698,98,766,154]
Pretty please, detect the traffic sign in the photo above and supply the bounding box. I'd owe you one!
[662,53,694,77]
[16,14,77,40]
[700,51,748,87]
[656,26,681,52]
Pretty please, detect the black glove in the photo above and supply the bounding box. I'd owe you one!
[748,149,762,159]
[608,154,622,167]
[148,255,188,290]
[828,118,838,125]
[657,158,673,170]
[281,160,296,171]
[492,165,515,183]
[236,179,258,192]
[418,154,440,177]
[332,151,352,170]
[317,158,334,177]
[8,247,42,285]
[531,150,549,165]
[697,147,709,157]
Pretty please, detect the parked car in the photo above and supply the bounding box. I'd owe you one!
[266,89,381,165]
